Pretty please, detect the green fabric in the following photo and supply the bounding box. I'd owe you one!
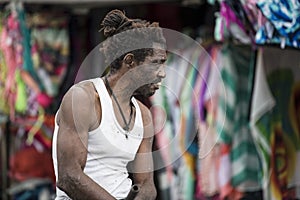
[18,8,41,86]
[0,13,9,115]
[216,44,262,190]
[254,48,300,199]
[15,69,27,113]
[231,141,261,161]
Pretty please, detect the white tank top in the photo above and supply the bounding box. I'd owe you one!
[52,78,144,199]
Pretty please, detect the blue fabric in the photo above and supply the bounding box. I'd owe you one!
[256,0,300,48]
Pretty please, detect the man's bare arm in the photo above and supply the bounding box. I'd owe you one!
[56,84,116,200]
[128,101,157,200]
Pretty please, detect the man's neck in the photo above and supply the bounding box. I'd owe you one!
[104,74,137,106]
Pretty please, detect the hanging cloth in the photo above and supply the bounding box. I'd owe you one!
[0,12,24,120]
[17,6,42,89]
[256,0,300,48]
[0,13,9,115]
[252,46,300,200]
[215,43,262,199]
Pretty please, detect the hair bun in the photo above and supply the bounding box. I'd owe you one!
[101,9,129,37]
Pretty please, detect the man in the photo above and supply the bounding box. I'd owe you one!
[52,10,167,200]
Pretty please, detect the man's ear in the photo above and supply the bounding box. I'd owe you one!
[123,53,134,67]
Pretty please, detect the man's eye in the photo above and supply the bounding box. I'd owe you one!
[152,60,164,64]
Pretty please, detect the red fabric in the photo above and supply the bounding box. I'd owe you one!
[9,146,55,183]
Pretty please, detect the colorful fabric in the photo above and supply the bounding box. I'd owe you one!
[194,49,211,122]
[29,24,69,98]
[198,114,220,197]
[180,48,201,156]
[0,12,23,120]
[0,49,9,114]
[151,81,174,182]
[256,0,300,48]
[179,48,202,200]
[9,146,55,182]
[218,143,243,200]
[216,44,262,198]
[195,46,222,198]
[0,13,9,115]
[155,50,193,200]
[17,7,42,90]
[152,48,208,200]
[214,1,252,44]
[252,47,300,200]
[15,69,27,113]
[241,0,264,32]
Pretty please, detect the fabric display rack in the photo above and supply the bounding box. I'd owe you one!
[151,1,300,200]
[0,1,70,200]
[0,0,300,200]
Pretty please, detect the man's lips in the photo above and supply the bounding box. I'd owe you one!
[152,82,162,89]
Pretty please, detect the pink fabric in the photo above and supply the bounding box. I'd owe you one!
[0,28,15,120]
[0,14,23,120]
[198,97,220,196]
[36,92,52,108]
[221,2,246,32]
[218,144,243,200]
[151,104,173,181]
[199,121,220,196]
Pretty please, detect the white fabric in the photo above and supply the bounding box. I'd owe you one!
[52,78,143,199]
[250,49,275,154]
[250,49,275,126]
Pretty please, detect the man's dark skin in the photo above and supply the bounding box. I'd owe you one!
[55,48,167,200]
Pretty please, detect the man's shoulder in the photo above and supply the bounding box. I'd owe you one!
[62,79,98,100]
[72,79,95,91]
[58,80,99,127]
[61,80,96,109]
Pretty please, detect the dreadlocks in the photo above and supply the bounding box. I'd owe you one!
[100,9,166,73]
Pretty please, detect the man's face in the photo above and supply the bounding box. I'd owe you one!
[134,49,167,97]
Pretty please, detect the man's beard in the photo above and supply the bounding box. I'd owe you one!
[134,84,156,97]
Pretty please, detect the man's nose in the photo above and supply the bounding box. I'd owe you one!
[158,68,166,79]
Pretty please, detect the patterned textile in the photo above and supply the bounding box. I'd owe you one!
[0,13,9,115]
[256,0,300,48]
[0,12,24,120]
[195,46,222,198]
[151,52,190,200]
[28,13,69,98]
[216,44,262,199]
[214,0,252,44]
[252,47,300,200]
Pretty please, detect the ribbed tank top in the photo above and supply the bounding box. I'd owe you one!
[52,78,144,199]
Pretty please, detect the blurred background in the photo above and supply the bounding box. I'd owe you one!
[0,0,300,199]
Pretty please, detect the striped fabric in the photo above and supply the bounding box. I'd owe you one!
[216,44,262,198]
